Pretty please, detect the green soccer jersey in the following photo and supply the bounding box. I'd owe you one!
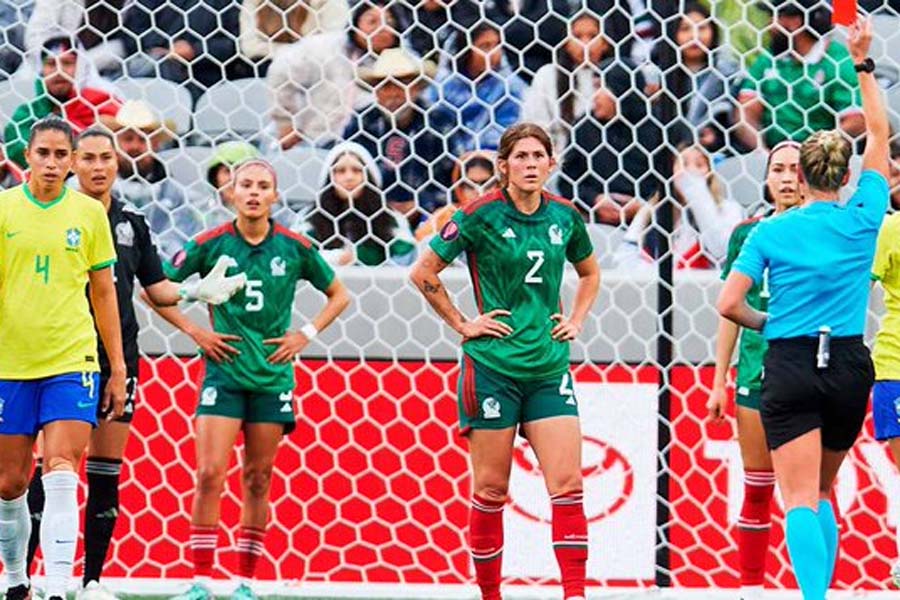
[165,220,335,393]
[739,40,861,147]
[430,189,594,381]
[721,216,769,393]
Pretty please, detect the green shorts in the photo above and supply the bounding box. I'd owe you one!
[736,386,761,411]
[197,370,296,433]
[457,355,579,435]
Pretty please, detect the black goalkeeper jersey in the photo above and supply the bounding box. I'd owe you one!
[96,196,166,377]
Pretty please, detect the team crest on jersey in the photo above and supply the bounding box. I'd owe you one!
[271,256,287,277]
[0,395,4,422]
[66,228,81,250]
[200,387,217,406]
[482,397,501,420]
[115,221,134,247]
[548,224,563,245]
[440,220,460,241]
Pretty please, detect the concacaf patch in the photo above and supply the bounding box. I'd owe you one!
[440,220,460,242]
[172,249,187,268]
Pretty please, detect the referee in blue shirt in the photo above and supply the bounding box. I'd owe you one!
[718,18,889,600]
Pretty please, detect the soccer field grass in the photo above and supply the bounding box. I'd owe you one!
[63,579,900,600]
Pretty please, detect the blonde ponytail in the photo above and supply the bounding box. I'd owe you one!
[799,130,852,192]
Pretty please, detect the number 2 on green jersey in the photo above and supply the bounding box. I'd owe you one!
[525,250,544,284]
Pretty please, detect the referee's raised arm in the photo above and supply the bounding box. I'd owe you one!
[853,17,890,179]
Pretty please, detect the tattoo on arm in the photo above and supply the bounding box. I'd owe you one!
[424,280,441,294]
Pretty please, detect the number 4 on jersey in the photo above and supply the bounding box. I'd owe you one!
[559,373,576,406]
[35,254,50,284]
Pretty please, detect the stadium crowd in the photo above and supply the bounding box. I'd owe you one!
[0,0,899,268]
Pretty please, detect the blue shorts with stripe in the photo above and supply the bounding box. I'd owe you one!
[0,372,100,436]
[873,381,900,441]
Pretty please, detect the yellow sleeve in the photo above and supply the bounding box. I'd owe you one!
[873,215,898,282]
[88,202,117,271]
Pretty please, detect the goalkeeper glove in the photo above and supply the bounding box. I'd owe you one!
[179,255,247,305]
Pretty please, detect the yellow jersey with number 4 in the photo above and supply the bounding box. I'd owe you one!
[0,184,116,379]
[873,212,900,381]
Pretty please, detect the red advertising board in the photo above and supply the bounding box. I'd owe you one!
[48,358,894,591]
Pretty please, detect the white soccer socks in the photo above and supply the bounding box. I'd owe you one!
[41,470,79,598]
[0,492,31,588]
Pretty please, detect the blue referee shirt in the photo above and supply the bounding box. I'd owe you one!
[732,170,889,340]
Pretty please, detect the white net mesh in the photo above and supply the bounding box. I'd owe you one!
[2,0,900,597]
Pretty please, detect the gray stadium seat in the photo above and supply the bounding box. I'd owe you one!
[193,79,272,144]
[114,77,193,135]
[716,151,768,208]
[586,225,624,269]
[269,146,330,211]
[157,146,215,199]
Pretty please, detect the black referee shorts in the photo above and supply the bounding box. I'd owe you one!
[760,336,873,451]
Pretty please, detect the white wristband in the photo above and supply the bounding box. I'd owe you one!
[300,323,318,340]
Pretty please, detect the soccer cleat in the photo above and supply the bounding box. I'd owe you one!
[892,561,900,588]
[77,581,117,600]
[229,584,257,600]
[170,583,213,600]
[4,585,31,600]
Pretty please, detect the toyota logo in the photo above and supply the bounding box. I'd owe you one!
[508,436,634,524]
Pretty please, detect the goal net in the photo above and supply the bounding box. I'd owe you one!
[1,0,899,597]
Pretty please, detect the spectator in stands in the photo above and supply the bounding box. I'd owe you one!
[661,3,743,154]
[25,0,138,79]
[523,10,656,224]
[523,9,618,159]
[239,0,349,76]
[426,21,527,156]
[0,0,33,78]
[4,35,120,168]
[482,0,569,82]
[343,48,452,220]
[346,0,404,109]
[710,0,772,63]
[736,0,865,149]
[303,141,415,266]
[267,31,355,150]
[395,0,480,65]
[890,137,900,210]
[617,145,743,269]
[0,146,24,189]
[207,140,260,212]
[111,100,195,259]
[121,0,245,103]
[414,150,498,242]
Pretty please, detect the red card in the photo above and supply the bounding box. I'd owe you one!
[833,0,858,26]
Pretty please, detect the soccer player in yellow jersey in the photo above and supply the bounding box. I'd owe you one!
[0,117,125,600]
[872,210,900,587]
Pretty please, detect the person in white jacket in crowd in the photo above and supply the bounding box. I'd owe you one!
[616,144,744,270]
[266,30,355,150]
[239,0,349,65]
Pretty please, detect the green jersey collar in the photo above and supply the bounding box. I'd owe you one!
[234,218,275,247]
[23,183,67,209]
[501,187,548,220]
